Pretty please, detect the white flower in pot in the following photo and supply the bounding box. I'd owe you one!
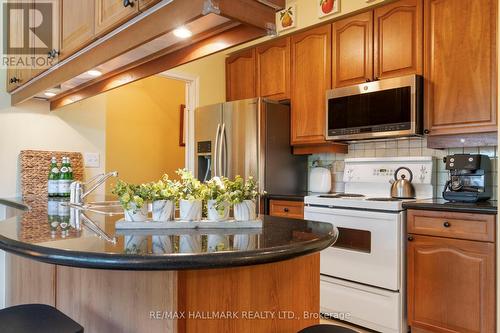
[112,180,151,222]
[177,169,203,221]
[203,177,230,221]
[227,175,262,221]
[150,175,179,222]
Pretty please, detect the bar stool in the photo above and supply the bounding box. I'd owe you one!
[0,304,84,333]
[298,324,358,333]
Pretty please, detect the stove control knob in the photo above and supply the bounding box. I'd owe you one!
[468,157,474,162]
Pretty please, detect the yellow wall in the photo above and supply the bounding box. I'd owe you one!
[167,0,387,106]
[105,75,186,189]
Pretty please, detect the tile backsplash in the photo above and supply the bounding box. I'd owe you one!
[309,137,498,200]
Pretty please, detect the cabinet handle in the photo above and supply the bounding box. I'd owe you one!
[365,78,371,82]
[284,208,289,212]
[123,0,134,7]
[10,77,20,84]
[443,221,451,228]
[407,235,414,241]
[423,129,430,135]
[374,77,380,81]
[47,49,59,59]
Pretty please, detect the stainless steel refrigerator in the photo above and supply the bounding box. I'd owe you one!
[194,98,307,197]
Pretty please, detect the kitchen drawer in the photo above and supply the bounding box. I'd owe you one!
[269,200,304,219]
[407,209,495,242]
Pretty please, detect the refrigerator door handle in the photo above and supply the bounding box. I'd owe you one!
[222,124,228,177]
[213,123,221,177]
[218,123,225,177]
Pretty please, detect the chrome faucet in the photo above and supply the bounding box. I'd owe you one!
[70,171,118,205]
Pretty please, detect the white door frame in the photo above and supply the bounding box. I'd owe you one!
[157,71,199,172]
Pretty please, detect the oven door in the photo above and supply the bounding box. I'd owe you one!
[305,206,403,291]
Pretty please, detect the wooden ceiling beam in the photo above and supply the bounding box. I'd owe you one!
[215,0,277,32]
[50,24,264,110]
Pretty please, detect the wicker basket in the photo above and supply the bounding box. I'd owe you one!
[20,150,84,198]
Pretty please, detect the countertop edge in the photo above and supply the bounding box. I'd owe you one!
[0,233,336,271]
[402,202,498,215]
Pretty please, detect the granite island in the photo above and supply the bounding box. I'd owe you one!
[0,197,337,333]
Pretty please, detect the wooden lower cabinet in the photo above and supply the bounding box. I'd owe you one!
[269,199,304,219]
[407,210,496,333]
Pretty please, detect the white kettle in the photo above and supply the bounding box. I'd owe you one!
[309,166,332,193]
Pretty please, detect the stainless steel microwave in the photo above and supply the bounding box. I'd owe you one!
[326,75,423,141]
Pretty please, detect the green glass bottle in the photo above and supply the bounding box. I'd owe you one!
[58,157,71,197]
[67,157,74,180]
[48,156,59,197]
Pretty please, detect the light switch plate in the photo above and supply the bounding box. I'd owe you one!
[84,152,100,168]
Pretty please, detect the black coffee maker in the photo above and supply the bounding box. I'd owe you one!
[442,154,492,202]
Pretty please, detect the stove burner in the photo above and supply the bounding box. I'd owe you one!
[317,195,337,198]
[366,197,402,202]
[336,194,365,198]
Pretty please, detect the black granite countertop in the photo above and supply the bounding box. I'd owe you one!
[0,197,337,271]
[265,192,308,201]
[403,199,497,215]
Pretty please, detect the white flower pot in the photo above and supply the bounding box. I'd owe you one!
[179,199,202,221]
[152,200,175,221]
[124,203,148,222]
[207,234,229,252]
[179,235,202,253]
[233,200,256,221]
[152,235,173,254]
[124,235,148,254]
[233,234,257,250]
[207,200,230,221]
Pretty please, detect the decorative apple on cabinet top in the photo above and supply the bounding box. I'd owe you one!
[319,0,339,18]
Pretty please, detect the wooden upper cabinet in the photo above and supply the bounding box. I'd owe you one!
[374,0,423,79]
[291,25,331,145]
[226,49,256,101]
[407,235,495,333]
[332,11,373,88]
[256,37,290,100]
[424,0,497,135]
[60,0,95,60]
[95,0,139,37]
[138,0,160,12]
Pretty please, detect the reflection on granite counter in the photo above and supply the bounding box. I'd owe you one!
[0,196,337,270]
[403,199,497,215]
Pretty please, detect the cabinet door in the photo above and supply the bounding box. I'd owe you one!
[291,25,331,145]
[60,0,95,60]
[407,235,495,333]
[225,49,256,101]
[95,0,139,37]
[138,0,160,11]
[332,11,373,88]
[374,0,422,79]
[256,37,290,100]
[424,0,497,135]
[5,0,32,91]
[31,0,60,79]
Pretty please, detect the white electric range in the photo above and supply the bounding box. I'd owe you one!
[305,157,435,333]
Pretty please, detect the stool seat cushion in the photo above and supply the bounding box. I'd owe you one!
[0,304,83,333]
[298,324,358,333]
